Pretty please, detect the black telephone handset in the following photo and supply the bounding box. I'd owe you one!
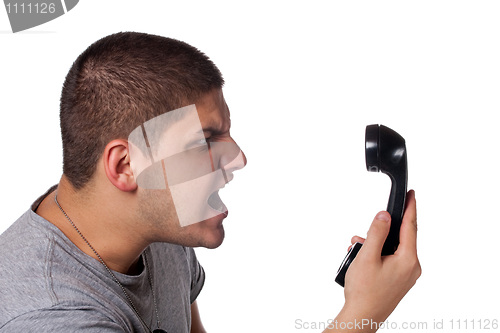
[335,124,408,287]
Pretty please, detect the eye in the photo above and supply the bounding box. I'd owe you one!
[196,138,208,145]
[187,137,211,150]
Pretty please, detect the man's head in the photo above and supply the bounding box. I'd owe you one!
[59,32,244,248]
[60,32,224,190]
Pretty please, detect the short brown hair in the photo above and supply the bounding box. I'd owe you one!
[60,32,224,189]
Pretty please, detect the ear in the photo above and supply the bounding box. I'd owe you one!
[103,139,138,192]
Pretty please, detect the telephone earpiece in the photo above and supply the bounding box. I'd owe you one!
[335,124,408,287]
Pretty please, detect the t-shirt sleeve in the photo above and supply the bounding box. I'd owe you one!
[1,308,126,333]
[186,247,205,304]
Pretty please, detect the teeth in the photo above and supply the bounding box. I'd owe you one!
[207,191,227,213]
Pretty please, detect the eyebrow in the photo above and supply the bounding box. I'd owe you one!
[202,126,219,134]
[198,110,230,134]
[192,127,217,139]
[200,122,228,135]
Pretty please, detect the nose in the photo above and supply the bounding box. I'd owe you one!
[228,137,247,169]
[223,149,246,174]
[241,150,247,167]
[220,148,245,185]
[210,140,246,183]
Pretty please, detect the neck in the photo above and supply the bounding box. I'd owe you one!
[37,176,150,275]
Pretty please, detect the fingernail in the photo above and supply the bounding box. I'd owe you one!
[376,212,390,222]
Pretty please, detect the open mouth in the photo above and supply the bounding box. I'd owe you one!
[207,190,227,216]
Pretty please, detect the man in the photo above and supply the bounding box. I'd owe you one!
[0,32,420,332]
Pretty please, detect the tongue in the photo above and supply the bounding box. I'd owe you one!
[207,191,227,214]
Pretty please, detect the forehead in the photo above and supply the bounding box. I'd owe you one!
[196,89,230,133]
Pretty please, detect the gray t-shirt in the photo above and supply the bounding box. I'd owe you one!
[0,187,205,332]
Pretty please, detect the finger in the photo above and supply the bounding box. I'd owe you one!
[360,211,391,260]
[398,190,417,253]
[351,235,365,244]
[348,236,365,251]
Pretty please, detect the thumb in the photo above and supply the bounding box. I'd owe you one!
[361,211,391,260]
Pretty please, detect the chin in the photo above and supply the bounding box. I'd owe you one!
[202,229,225,249]
[160,211,228,248]
[195,213,227,249]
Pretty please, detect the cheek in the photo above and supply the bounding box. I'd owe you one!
[137,188,180,229]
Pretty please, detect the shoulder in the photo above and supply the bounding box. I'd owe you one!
[0,210,128,329]
[0,210,58,324]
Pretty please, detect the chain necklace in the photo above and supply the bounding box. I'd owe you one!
[54,193,167,333]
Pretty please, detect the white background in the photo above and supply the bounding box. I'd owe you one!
[1,1,499,332]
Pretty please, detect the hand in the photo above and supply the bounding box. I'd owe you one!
[334,190,421,332]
